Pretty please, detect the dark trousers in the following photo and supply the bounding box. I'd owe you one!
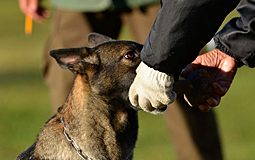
[43,4,222,160]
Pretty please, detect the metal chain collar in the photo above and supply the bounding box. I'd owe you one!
[61,117,92,160]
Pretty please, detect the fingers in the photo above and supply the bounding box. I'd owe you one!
[180,63,200,77]
[197,83,224,112]
[139,98,155,112]
[129,83,170,114]
[19,0,37,15]
[129,85,139,107]
[207,97,219,107]
[32,7,50,23]
[19,0,28,14]
[28,0,39,13]
[205,83,226,108]
[19,0,50,22]
[213,83,228,97]
[198,104,212,112]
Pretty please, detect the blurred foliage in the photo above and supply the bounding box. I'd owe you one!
[1,1,255,160]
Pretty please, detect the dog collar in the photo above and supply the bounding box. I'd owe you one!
[61,117,92,160]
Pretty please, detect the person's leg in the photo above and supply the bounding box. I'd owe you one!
[120,4,160,44]
[164,96,222,160]
[122,4,222,160]
[43,9,122,111]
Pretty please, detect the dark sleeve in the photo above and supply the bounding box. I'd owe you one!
[214,0,255,68]
[141,0,239,75]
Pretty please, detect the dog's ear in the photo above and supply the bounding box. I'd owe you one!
[49,47,99,74]
[87,33,114,48]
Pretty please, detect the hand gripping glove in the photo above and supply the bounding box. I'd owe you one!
[129,62,177,114]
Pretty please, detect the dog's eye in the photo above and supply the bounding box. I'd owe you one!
[124,51,136,60]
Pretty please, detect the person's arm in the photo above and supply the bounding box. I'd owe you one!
[214,0,255,67]
[129,0,240,112]
[141,0,240,75]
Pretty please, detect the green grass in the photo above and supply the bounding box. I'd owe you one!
[217,67,255,160]
[1,1,255,160]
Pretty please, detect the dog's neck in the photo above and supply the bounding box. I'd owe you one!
[55,74,138,160]
[60,74,133,132]
[59,74,89,118]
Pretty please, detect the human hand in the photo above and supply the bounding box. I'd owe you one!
[19,0,50,22]
[181,49,238,112]
[129,62,177,115]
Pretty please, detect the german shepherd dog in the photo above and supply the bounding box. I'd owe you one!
[15,33,167,160]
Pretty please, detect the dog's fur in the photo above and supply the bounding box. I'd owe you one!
[15,33,151,160]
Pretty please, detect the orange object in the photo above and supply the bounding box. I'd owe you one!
[25,15,33,35]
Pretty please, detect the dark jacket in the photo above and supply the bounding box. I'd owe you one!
[214,0,255,68]
[141,0,255,75]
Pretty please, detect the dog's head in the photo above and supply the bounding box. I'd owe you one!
[49,33,143,109]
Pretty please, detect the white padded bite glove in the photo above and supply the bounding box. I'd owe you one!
[129,62,177,114]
